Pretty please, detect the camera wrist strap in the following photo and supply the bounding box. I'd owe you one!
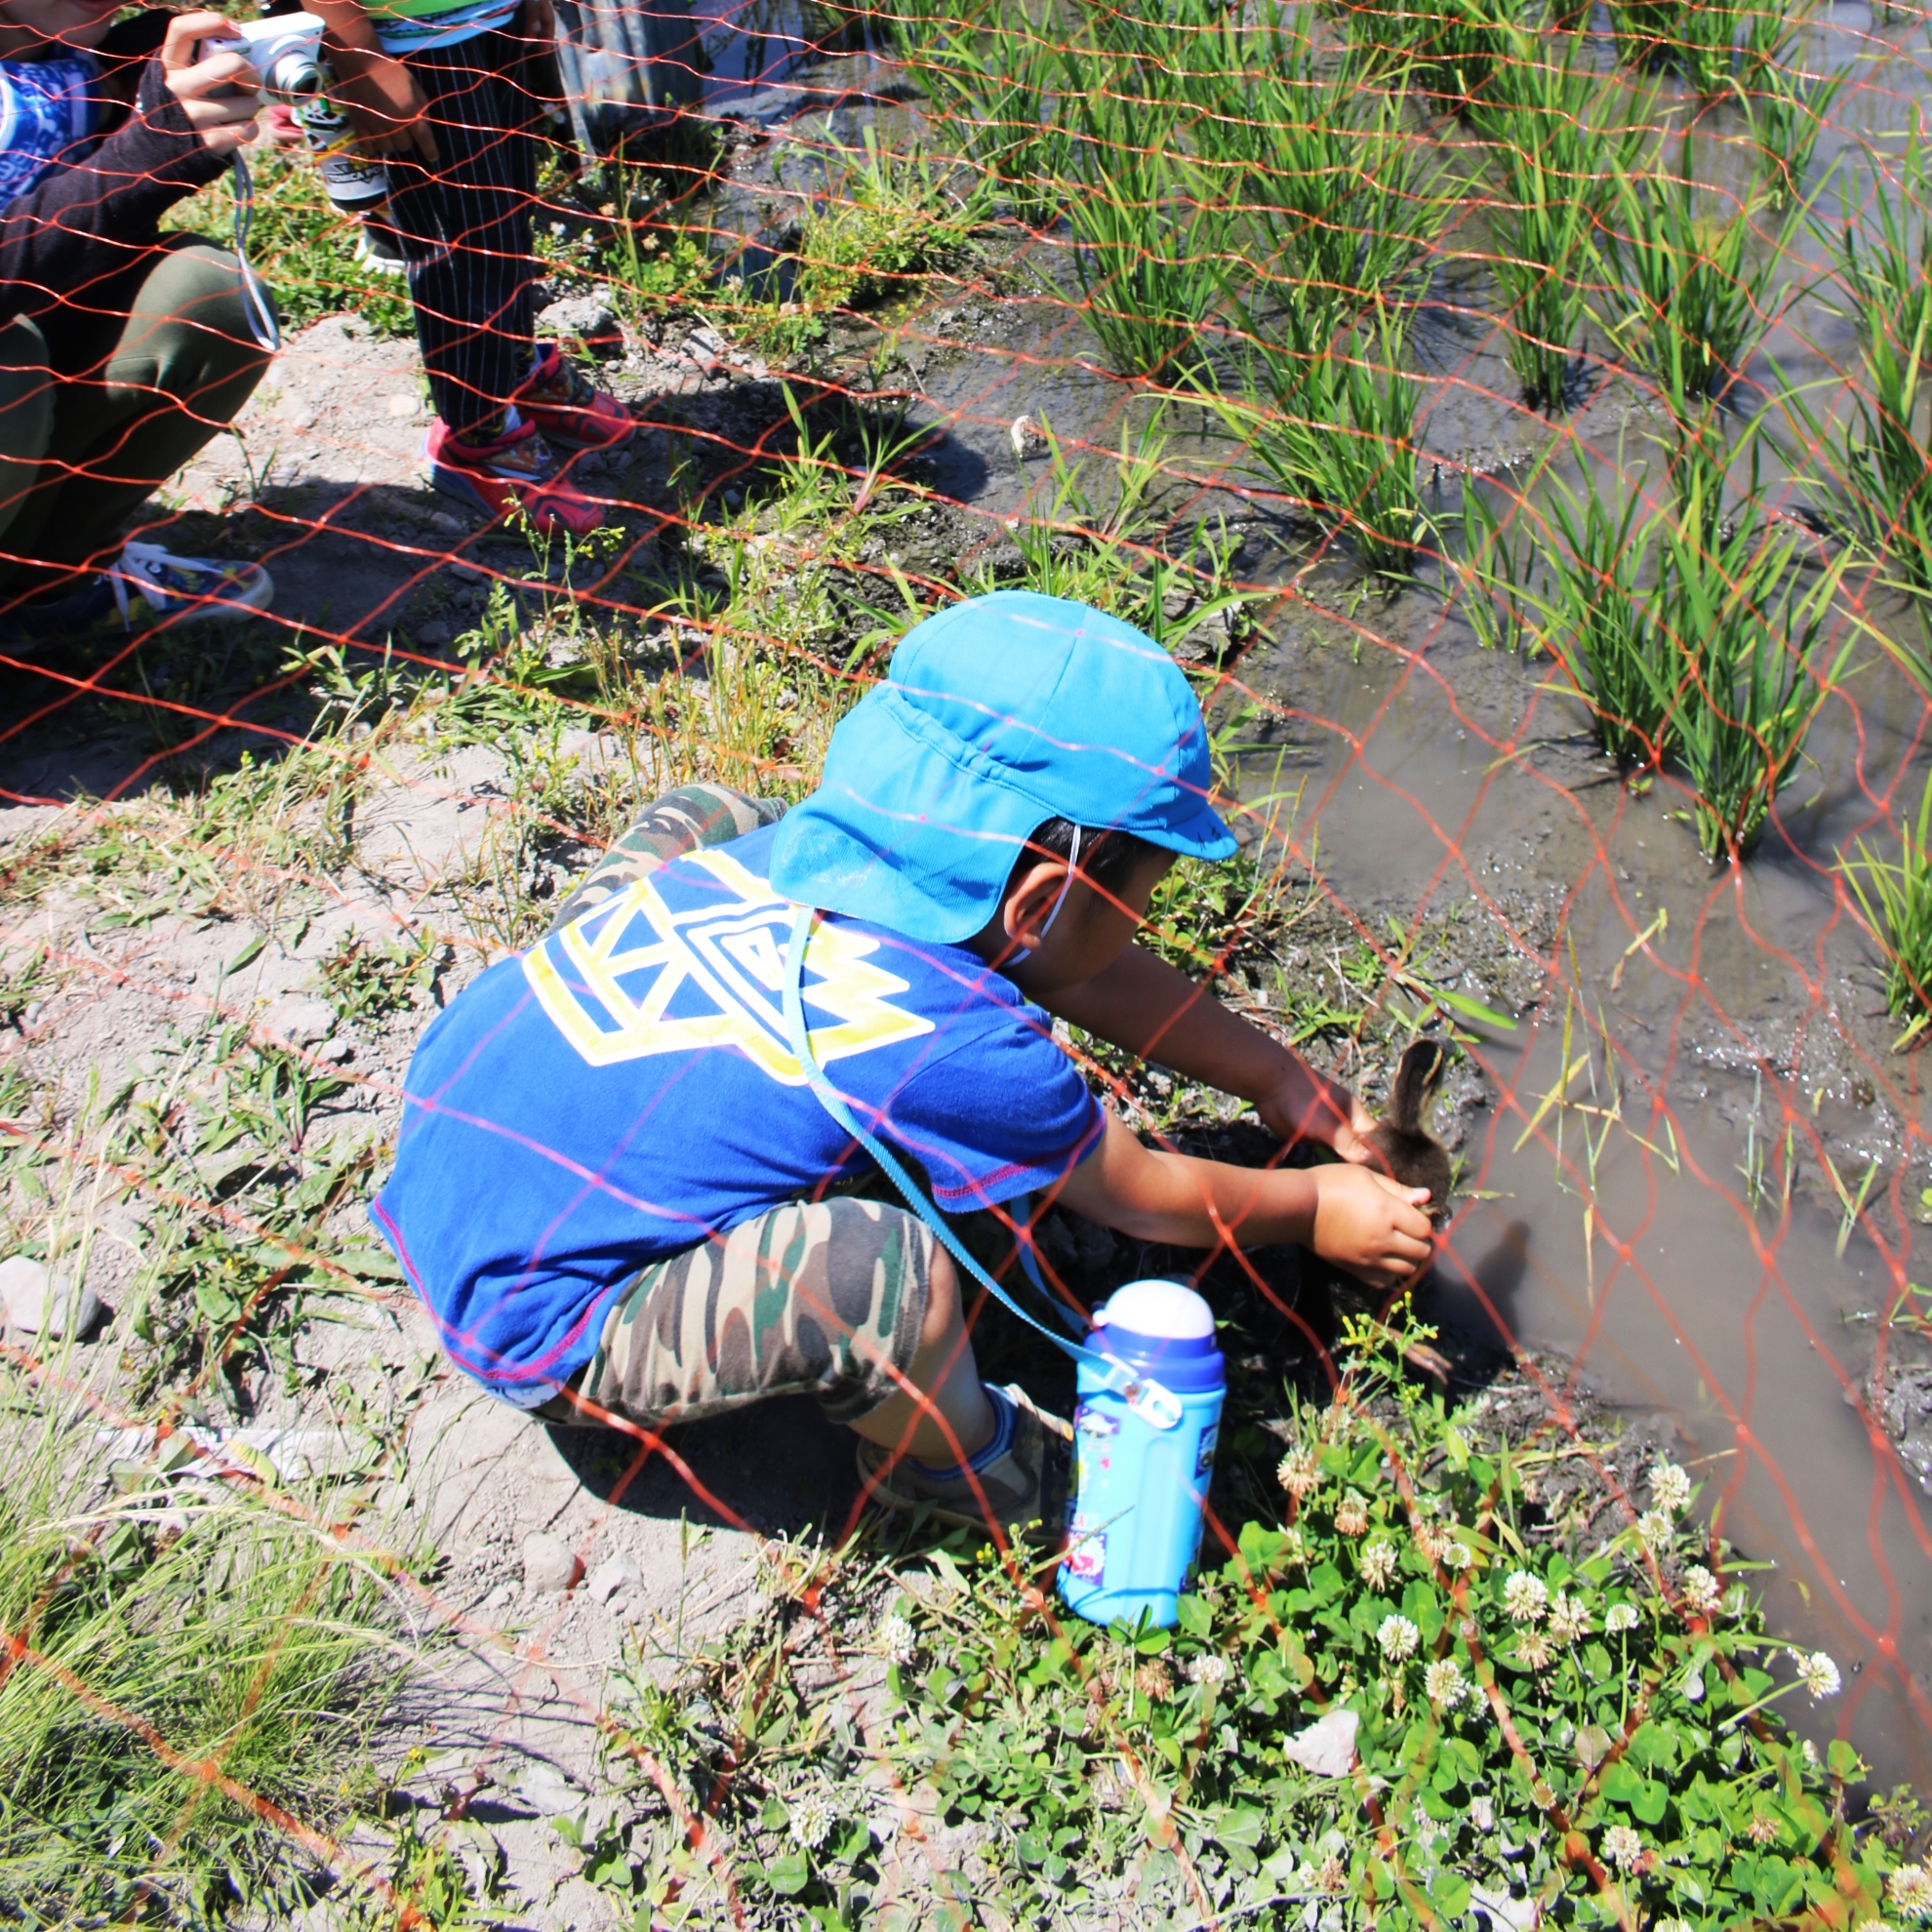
[782,906,1181,1430]
[229,152,283,355]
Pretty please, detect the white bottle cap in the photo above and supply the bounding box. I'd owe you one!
[1093,1278,1214,1339]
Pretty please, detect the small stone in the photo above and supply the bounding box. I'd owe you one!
[416,619,453,647]
[385,392,420,418]
[0,1255,103,1340]
[538,296,621,348]
[515,1759,583,1817]
[522,1531,581,1594]
[258,993,338,1048]
[686,323,727,357]
[584,1553,640,1605]
[484,1583,514,1611]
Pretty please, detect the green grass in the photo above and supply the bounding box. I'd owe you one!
[0,1375,404,1926]
[164,150,414,339]
[1843,769,1932,1047]
[584,1316,1913,1929]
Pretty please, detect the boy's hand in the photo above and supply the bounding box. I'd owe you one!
[328,42,438,161]
[1309,1164,1434,1291]
[160,13,262,155]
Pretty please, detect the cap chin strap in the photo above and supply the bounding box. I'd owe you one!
[782,904,1181,1431]
[1006,825,1080,970]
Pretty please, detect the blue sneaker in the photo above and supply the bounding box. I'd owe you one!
[2,543,274,651]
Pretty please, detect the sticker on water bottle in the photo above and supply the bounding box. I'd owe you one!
[1064,1515,1107,1582]
[1195,1422,1219,1478]
[1074,1405,1118,1439]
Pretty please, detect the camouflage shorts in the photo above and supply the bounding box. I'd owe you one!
[544,782,785,938]
[545,1196,938,1429]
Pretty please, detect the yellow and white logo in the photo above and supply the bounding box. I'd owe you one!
[523,849,933,1080]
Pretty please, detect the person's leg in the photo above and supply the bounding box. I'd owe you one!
[547,1196,1067,1534]
[383,32,539,437]
[552,1196,984,1453]
[3,244,274,593]
[545,785,786,934]
[0,316,56,565]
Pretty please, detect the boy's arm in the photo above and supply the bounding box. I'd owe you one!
[1054,1114,1432,1290]
[1040,943,1376,1159]
[304,0,437,160]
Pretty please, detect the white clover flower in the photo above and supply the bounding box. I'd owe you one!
[1680,1566,1722,1616]
[1796,1650,1842,1701]
[1359,1541,1398,1590]
[1282,1525,1308,1566]
[1855,1919,1894,1932]
[1649,1458,1692,1515]
[1184,1653,1228,1686]
[1277,1445,1319,1500]
[788,1791,836,1850]
[875,1613,916,1665]
[1335,1490,1370,1537]
[1889,1864,1932,1923]
[1605,1602,1640,1633]
[1469,1794,1495,1831]
[1441,1540,1473,1572]
[1504,1570,1550,1624]
[1747,1814,1780,1846]
[1601,1822,1645,1872]
[1514,1630,1554,1671]
[1424,1657,1468,1707]
[1549,1592,1590,1643]
[1635,1509,1674,1550]
[1378,1613,1421,1661]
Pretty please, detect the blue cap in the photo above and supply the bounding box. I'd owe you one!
[769,591,1237,943]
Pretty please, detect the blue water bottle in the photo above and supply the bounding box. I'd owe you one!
[1060,1279,1227,1629]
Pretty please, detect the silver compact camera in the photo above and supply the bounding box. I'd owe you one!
[206,13,328,102]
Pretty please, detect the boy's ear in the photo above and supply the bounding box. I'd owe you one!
[1002,858,1075,948]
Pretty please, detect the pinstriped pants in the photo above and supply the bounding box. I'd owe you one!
[383,29,544,435]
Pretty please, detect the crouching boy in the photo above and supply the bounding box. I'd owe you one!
[372,591,1433,1536]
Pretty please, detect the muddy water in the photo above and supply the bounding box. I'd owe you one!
[691,5,1932,1780]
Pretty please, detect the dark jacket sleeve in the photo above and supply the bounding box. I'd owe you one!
[0,54,232,332]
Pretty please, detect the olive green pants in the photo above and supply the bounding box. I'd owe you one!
[0,241,275,597]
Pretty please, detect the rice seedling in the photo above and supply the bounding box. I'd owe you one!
[1843,769,1932,1045]
[1607,0,1746,89]
[1595,136,1800,412]
[1066,98,1230,388]
[1735,12,1844,203]
[1189,26,1450,313]
[1821,141,1932,617]
[1407,0,1542,114]
[1509,452,1682,764]
[1473,59,1648,408]
[1215,302,1428,574]
[1654,434,1855,859]
[901,0,1071,227]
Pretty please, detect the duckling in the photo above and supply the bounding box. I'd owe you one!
[1364,1036,1454,1226]
[1294,1037,1456,1379]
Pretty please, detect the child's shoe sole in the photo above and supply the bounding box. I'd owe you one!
[856,1384,1070,1544]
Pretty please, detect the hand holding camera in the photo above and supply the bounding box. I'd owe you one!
[161,12,270,155]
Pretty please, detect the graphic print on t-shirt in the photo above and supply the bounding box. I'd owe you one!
[523,845,934,1079]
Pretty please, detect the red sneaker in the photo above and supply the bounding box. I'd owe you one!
[424,410,605,536]
[512,342,636,451]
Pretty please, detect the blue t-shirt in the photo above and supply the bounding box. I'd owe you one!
[371,825,1105,1399]
[0,56,98,208]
